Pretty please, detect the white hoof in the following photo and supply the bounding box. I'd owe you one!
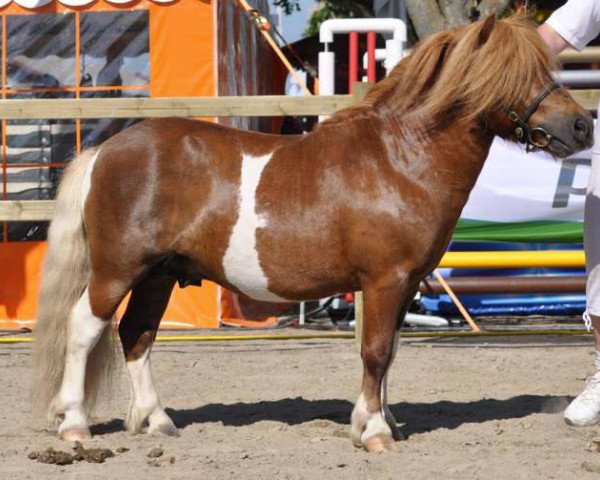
[52,398,91,441]
[364,434,398,453]
[60,427,92,442]
[126,406,179,437]
[148,411,179,437]
[351,394,394,449]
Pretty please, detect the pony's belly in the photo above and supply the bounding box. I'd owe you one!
[222,152,289,303]
[226,277,290,303]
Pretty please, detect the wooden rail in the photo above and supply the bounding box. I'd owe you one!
[571,89,600,110]
[0,95,355,120]
[0,90,595,120]
[0,88,598,222]
[0,95,356,220]
[559,46,600,64]
[0,200,55,221]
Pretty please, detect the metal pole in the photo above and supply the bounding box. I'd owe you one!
[299,301,305,326]
[349,32,359,94]
[420,275,586,294]
[554,70,600,87]
[367,31,377,83]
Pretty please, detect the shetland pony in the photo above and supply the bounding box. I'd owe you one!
[33,15,592,452]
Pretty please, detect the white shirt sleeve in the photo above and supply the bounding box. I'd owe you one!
[545,0,600,51]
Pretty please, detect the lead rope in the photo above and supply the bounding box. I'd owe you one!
[236,0,313,96]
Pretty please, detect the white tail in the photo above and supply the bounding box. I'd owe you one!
[32,147,117,420]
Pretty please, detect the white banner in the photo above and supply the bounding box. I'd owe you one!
[463,137,591,224]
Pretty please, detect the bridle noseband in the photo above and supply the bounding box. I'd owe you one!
[507,82,561,152]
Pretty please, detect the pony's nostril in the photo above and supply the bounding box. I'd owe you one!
[574,117,590,142]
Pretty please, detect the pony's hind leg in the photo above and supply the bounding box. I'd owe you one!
[350,273,411,453]
[118,270,178,436]
[51,277,127,441]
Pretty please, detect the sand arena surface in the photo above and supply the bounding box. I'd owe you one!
[3,330,600,478]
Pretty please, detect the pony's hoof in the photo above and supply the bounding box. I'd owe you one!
[350,427,363,448]
[148,422,179,437]
[363,435,398,453]
[60,427,92,442]
[148,414,179,437]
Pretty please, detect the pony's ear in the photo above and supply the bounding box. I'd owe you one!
[477,14,496,46]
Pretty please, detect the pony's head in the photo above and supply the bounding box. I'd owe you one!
[362,14,593,157]
[460,14,593,157]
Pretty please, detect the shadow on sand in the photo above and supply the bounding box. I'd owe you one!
[91,394,572,438]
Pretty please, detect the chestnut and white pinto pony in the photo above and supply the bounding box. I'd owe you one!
[33,15,592,452]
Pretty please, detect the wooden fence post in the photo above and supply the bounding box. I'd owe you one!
[354,291,363,351]
[351,82,371,350]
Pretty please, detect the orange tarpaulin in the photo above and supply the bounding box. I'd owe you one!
[0,0,220,329]
[149,0,215,99]
[0,0,287,329]
[0,242,45,329]
[0,242,220,329]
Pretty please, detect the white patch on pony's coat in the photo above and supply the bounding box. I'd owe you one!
[125,348,175,434]
[80,149,100,210]
[53,288,108,434]
[223,153,288,302]
[126,350,159,416]
[351,393,393,445]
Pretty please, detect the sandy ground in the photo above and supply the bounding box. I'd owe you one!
[3,330,600,479]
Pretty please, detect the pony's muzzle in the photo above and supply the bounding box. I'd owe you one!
[541,111,594,157]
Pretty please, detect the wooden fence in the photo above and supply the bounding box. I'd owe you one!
[0,88,598,222]
[0,95,355,120]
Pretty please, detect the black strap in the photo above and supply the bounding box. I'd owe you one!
[507,82,561,152]
[522,82,560,122]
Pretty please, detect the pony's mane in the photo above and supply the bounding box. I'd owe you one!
[321,13,557,126]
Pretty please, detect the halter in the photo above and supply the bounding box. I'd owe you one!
[507,82,561,153]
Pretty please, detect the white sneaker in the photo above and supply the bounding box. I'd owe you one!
[564,371,600,426]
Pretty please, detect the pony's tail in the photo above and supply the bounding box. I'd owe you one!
[32,147,117,422]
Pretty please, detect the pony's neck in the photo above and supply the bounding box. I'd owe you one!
[379,109,495,196]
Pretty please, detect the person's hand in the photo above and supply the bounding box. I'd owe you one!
[538,23,571,55]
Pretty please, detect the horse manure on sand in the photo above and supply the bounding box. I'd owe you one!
[28,448,75,466]
[147,447,164,458]
[28,441,116,465]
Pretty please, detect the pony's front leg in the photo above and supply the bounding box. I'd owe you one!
[382,336,404,441]
[118,273,178,437]
[351,273,409,452]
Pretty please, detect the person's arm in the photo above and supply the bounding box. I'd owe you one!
[538,23,570,55]
[540,0,600,54]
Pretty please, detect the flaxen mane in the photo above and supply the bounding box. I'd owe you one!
[322,14,557,126]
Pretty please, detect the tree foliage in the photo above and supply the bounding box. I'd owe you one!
[273,0,514,39]
[273,1,373,36]
[305,1,373,36]
[404,0,512,38]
